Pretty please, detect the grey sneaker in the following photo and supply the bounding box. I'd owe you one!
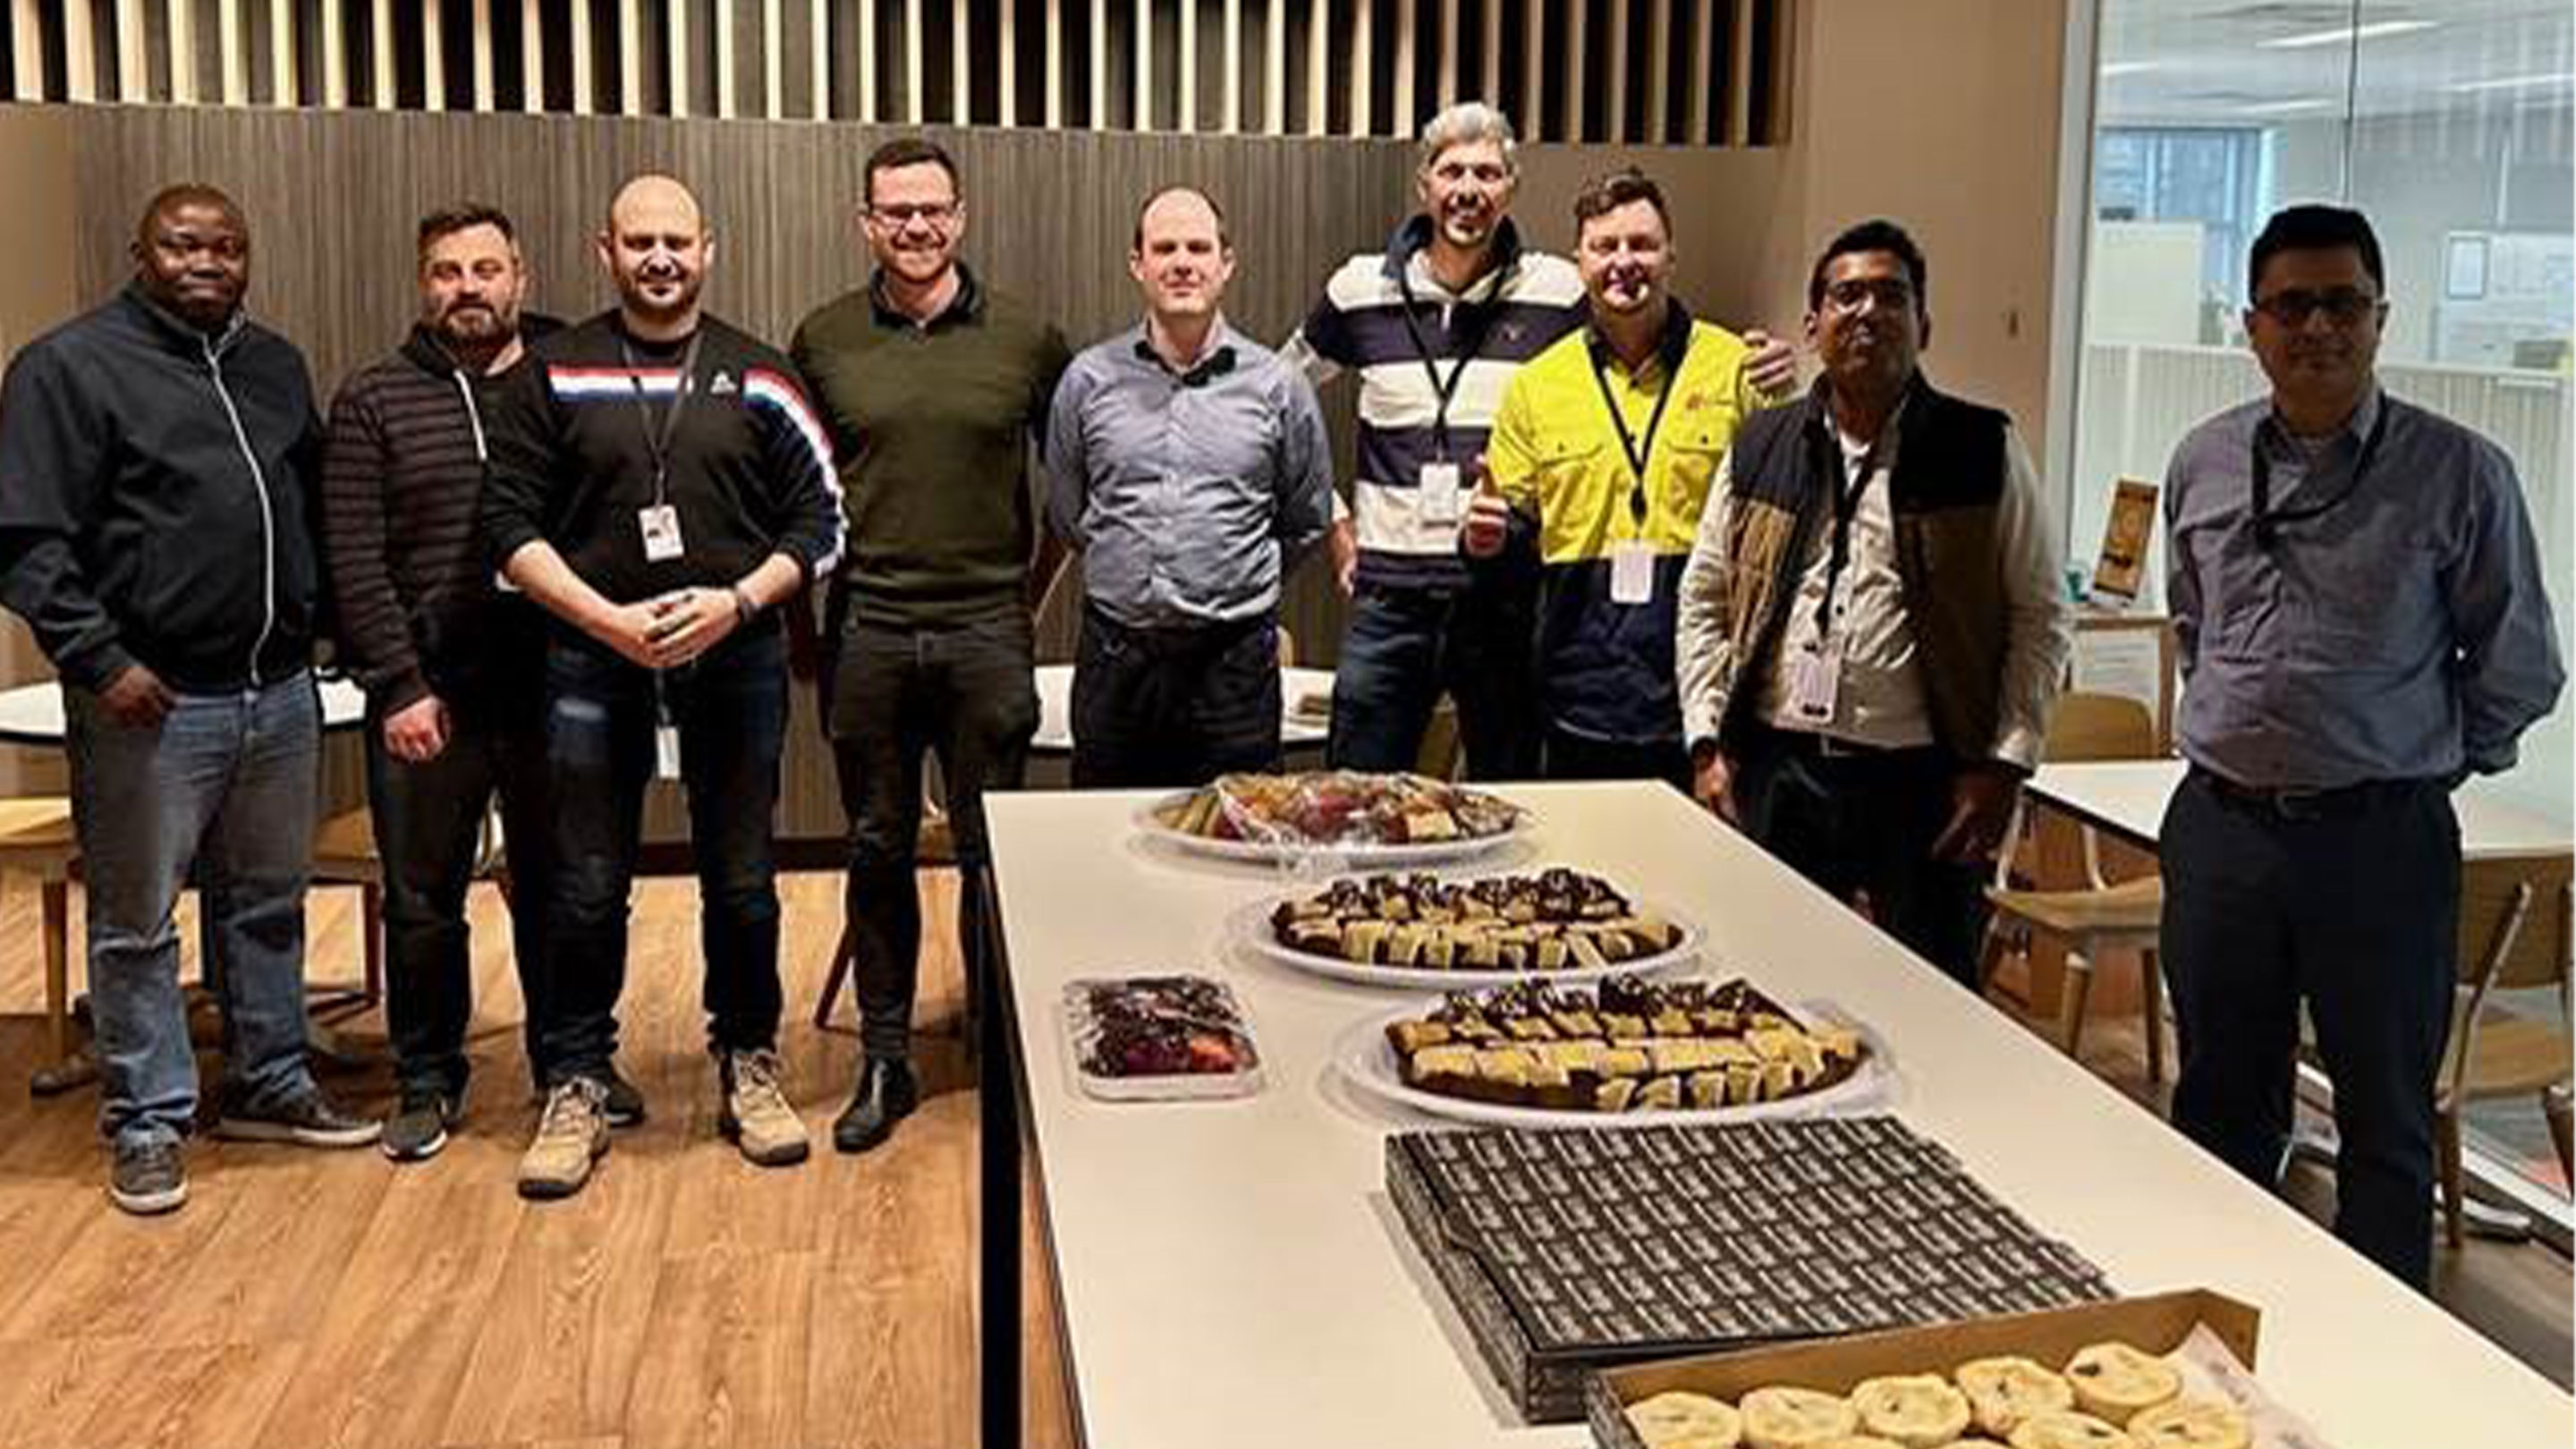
[518,1079,611,1200]
[716,1048,809,1167]
[381,1087,463,1163]
[108,1137,187,1216]
[212,1081,382,1148]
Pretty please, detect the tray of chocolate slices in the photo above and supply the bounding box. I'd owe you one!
[1233,867,1703,989]
[1063,975,1263,1101]
[1334,974,1888,1128]
[1385,1117,2115,1424]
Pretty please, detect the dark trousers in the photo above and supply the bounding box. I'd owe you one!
[2161,767,2459,1291]
[1542,725,1692,794]
[1729,723,1987,987]
[830,612,1038,1062]
[1327,579,1541,780]
[538,624,789,1081]
[1071,607,1281,789]
[365,685,551,1097]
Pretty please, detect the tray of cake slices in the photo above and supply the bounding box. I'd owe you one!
[1137,770,1530,866]
[1062,975,1263,1101]
[1385,1117,2114,1424]
[1235,867,1703,989]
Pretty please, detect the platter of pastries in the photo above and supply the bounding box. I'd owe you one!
[1334,974,1885,1127]
[1138,770,1528,864]
[1062,975,1263,1101]
[1234,867,1700,987]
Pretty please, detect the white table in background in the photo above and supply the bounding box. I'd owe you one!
[0,674,370,746]
[985,782,2572,1449]
[2027,758,2571,861]
[1028,663,1336,755]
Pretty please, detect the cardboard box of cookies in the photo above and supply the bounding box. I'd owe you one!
[1583,1288,2310,1449]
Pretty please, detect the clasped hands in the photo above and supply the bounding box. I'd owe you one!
[596,585,746,671]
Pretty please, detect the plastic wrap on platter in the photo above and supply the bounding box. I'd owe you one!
[1069,975,1258,1080]
[1152,770,1522,848]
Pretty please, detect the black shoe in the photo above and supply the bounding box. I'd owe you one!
[211,1080,382,1149]
[833,1056,918,1156]
[108,1136,187,1216]
[601,1064,647,1128]
[381,1086,463,1162]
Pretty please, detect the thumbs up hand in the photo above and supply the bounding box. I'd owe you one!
[1461,454,1512,559]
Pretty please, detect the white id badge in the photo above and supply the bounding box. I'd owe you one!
[655,723,682,779]
[1418,462,1462,525]
[639,504,685,562]
[1609,539,1656,605]
[1787,644,1842,724]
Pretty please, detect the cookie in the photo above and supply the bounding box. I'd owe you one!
[2128,1399,2251,1449]
[1811,1438,1906,1448]
[1955,1356,2076,1436]
[1850,1374,1972,1447]
[1626,1390,1744,1448]
[2063,1343,2181,1424]
[2007,1411,2137,1449]
[1741,1385,1862,1449]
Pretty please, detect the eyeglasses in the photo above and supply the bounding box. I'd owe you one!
[2250,287,2380,327]
[866,201,959,229]
[1823,277,1915,314]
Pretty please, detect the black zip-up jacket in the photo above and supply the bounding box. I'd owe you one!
[321,316,562,713]
[478,309,843,609]
[0,284,322,693]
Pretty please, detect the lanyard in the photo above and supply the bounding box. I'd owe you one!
[1808,421,1888,644]
[1394,264,1493,460]
[2250,399,2390,549]
[1589,348,1678,528]
[618,330,702,509]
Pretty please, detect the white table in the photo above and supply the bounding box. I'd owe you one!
[0,674,370,745]
[985,782,2572,1449]
[1029,662,1336,755]
[2027,759,2572,861]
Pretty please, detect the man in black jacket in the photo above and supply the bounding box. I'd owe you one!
[323,203,622,1163]
[0,184,379,1217]
[480,174,844,1199]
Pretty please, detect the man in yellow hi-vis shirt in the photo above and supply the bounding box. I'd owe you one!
[1464,167,1781,787]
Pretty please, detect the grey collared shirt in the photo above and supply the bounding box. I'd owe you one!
[1046,321,1334,628]
[2165,386,2564,790]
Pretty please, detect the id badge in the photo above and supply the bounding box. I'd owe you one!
[1418,462,1462,525]
[1787,644,1842,724]
[655,723,682,780]
[1609,539,1656,606]
[639,504,685,563]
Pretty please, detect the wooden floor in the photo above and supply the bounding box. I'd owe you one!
[0,882,2564,1449]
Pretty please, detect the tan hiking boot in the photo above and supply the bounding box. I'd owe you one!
[718,1048,810,1167]
[518,1078,611,1199]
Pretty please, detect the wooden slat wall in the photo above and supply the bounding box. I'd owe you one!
[60,106,1413,838]
[4,0,1798,147]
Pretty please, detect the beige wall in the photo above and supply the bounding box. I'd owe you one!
[0,107,80,793]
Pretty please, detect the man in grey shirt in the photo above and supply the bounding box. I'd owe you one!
[2161,204,2563,1291]
[1047,187,1334,787]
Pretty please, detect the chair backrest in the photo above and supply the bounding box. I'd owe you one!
[1276,626,1298,668]
[2457,852,2574,994]
[1031,555,1085,664]
[1414,696,1464,781]
[2043,692,2157,763]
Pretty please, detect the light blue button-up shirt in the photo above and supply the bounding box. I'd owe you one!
[1046,320,1334,629]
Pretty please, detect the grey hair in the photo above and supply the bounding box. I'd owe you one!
[1417,102,1519,174]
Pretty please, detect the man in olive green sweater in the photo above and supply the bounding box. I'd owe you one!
[791,137,1072,1155]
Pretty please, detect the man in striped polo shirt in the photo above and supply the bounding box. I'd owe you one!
[1289,103,1789,780]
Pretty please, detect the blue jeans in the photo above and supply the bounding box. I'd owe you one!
[538,624,788,1081]
[1327,581,1541,780]
[65,673,321,1148]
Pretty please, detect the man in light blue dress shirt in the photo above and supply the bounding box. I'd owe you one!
[2160,204,2563,1291]
[1046,188,1335,787]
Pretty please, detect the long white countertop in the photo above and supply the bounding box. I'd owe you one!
[987,782,2572,1449]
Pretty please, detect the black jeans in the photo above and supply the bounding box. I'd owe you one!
[830,612,1038,1062]
[1071,608,1281,789]
[1543,725,1692,793]
[1326,579,1541,780]
[2161,768,2459,1291]
[365,683,551,1097]
[1728,723,1988,987]
[537,623,789,1081]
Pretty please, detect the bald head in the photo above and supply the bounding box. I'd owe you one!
[1131,187,1228,252]
[1129,186,1234,335]
[597,174,713,341]
[131,183,250,332]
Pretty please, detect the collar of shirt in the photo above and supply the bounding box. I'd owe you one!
[2258,380,2384,458]
[1383,213,1524,301]
[1127,318,1243,388]
[868,263,985,332]
[1583,296,1696,383]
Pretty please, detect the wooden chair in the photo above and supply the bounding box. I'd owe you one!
[2435,852,2574,1245]
[0,798,83,1092]
[1980,693,2167,1080]
[308,807,386,1012]
[1415,696,1464,781]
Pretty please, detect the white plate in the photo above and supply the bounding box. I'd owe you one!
[1133,796,1533,869]
[1227,893,1705,990]
[1331,996,1893,1129]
